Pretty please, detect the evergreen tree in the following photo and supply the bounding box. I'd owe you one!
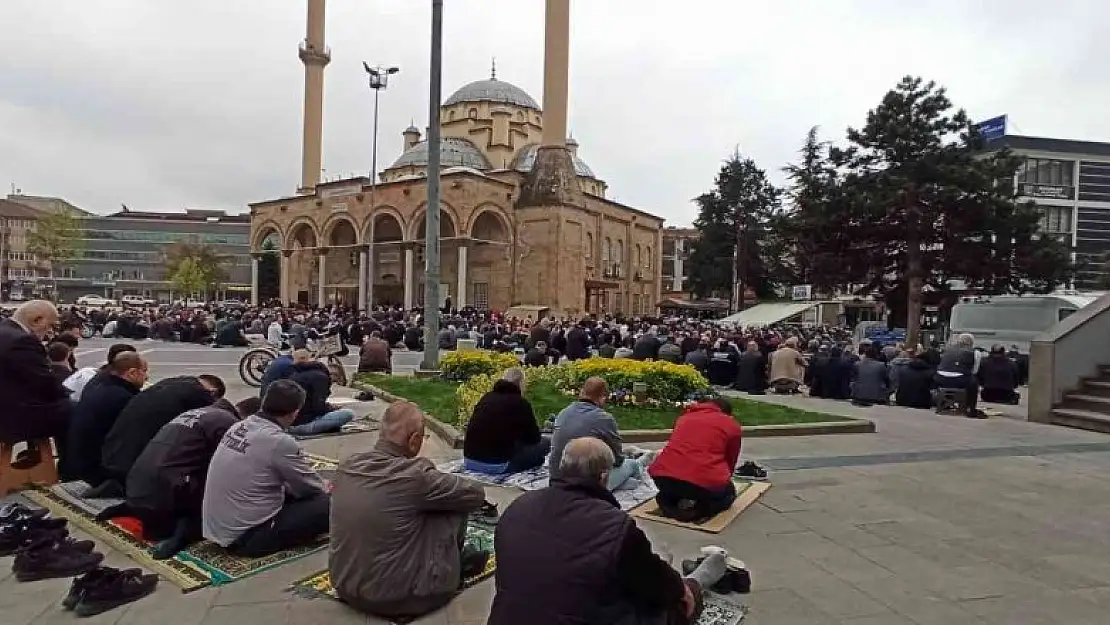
[829,76,1073,346]
[687,151,782,305]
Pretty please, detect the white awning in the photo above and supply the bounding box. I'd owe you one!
[715,302,819,327]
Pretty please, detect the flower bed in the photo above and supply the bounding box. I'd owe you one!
[439,350,521,382]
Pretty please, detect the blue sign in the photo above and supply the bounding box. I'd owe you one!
[975,115,1007,141]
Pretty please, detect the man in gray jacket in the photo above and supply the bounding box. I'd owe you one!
[549,377,644,490]
[202,380,329,557]
[330,401,488,621]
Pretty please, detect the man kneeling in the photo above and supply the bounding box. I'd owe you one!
[331,401,488,620]
[202,380,329,557]
[490,437,727,624]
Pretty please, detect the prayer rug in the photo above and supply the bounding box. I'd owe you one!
[630,481,771,534]
[435,459,658,511]
[699,594,747,624]
[292,417,380,441]
[19,452,340,592]
[288,521,497,602]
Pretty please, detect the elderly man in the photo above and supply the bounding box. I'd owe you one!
[0,300,72,469]
[768,337,806,394]
[549,377,644,491]
[936,333,984,418]
[331,401,489,620]
[463,368,548,474]
[490,437,728,625]
[357,331,392,374]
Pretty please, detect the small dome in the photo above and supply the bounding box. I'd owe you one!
[403,124,420,134]
[445,78,540,110]
[390,137,491,171]
[512,143,596,179]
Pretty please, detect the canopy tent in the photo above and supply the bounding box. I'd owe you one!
[715,302,820,327]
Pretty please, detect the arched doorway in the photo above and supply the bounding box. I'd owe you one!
[468,209,511,311]
[370,213,405,308]
[256,230,281,302]
[286,222,318,305]
[410,210,457,309]
[323,218,358,306]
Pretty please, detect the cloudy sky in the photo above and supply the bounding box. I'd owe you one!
[0,1,1105,224]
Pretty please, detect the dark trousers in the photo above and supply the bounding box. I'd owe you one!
[981,387,1019,404]
[230,492,330,558]
[505,438,552,473]
[654,476,736,522]
[935,373,979,414]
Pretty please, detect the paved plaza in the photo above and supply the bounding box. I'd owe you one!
[3,339,1110,624]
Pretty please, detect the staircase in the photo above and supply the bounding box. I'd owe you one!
[1051,365,1110,434]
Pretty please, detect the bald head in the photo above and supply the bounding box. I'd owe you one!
[579,377,608,404]
[381,401,426,457]
[559,437,615,484]
[292,349,312,364]
[14,300,59,340]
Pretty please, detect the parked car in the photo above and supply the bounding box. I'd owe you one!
[76,294,116,307]
[218,299,245,309]
[173,298,207,308]
[120,295,155,307]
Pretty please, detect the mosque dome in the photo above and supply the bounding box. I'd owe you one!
[390,136,492,171]
[512,143,596,179]
[445,78,540,111]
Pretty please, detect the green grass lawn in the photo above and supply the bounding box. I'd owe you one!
[356,374,849,430]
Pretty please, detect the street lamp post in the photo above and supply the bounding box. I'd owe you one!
[362,62,399,313]
[420,0,444,372]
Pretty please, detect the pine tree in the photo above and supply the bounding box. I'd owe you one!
[830,76,1073,346]
[687,151,782,305]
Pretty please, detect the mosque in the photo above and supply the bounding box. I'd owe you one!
[248,0,665,317]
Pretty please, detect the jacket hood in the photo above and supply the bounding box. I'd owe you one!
[550,476,619,508]
[491,379,522,394]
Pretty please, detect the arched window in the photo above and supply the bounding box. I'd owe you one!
[468,108,478,120]
[616,240,624,265]
[645,245,652,269]
[448,110,456,121]
[586,232,593,258]
[603,237,611,262]
[634,245,641,269]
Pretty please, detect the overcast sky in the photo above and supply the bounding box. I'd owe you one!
[1,1,1105,224]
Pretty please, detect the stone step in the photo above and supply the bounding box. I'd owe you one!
[1051,407,1110,435]
[1080,379,1110,398]
[1061,393,1110,413]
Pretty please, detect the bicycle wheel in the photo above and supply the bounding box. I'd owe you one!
[239,348,276,387]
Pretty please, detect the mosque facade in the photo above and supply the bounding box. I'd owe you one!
[249,74,665,316]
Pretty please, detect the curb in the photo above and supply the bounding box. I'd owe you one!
[354,381,465,449]
[354,379,874,448]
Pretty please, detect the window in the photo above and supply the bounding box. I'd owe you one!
[602,237,611,263]
[632,293,641,315]
[663,238,675,257]
[473,282,489,310]
[1040,206,1073,234]
[616,240,624,264]
[1018,158,1074,186]
[82,230,248,245]
[468,108,478,120]
[585,232,593,258]
[634,245,641,269]
[645,245,652,269]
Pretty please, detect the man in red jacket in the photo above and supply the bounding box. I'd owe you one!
[649,398,742,523]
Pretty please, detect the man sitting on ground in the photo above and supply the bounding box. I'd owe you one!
[649,397,744,523]
[331,401,488,620]
[259,351,296,396]
[67,352,148,487]
[549,377,644,491]
[768,337,806,393]
[64,343,136,403]
[978,344,1021,405]
[357,331,392,374]
[100,398,251,559]
[287,349,354,436]
[88,374,229,498]
[935,333,983,418]
[463,368,549,474]
[489,437,728,625]
[203,380,329,557]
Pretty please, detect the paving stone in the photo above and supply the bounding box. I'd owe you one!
[742,587,839,625]
[201,602,290,625]
[116,583,215,625]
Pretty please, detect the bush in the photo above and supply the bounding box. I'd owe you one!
[440,350,521,381]
[455,372,498,425]
[562,359,709,403]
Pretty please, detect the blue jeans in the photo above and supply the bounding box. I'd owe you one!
[607,458,643,491]
[287,408,355,436]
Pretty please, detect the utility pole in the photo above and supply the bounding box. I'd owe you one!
[420,0,444,371]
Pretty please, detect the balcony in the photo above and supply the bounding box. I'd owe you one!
[298,40,331,65]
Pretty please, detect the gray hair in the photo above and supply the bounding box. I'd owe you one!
[502,367,526,393]
[956,333,975,348]
[559,437,615,483]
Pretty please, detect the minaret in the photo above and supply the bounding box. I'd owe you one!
[518,0,582,207]
[298,0,330,194]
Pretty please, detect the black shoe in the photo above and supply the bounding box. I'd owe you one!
[83,480,124,499]
[355,390,375,401]
[0,520,70,557]
[73,568,158,617]
[673,499,701,523]
[459,546,490,582]
[682,556,752,594]
[13,540,104,582]
[0,503,49,526]
[62,566,139,610]
[734,461,768,481]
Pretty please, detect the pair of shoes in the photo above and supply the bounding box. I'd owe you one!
[0,503,50,526]
[681,551,751,594]
[13,534,103,582]
[63,566,158,617]
[355,390,375,401]
[0,509,78,557]
[734,461,768,481]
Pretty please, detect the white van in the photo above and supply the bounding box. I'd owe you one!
[948,293,1100,354]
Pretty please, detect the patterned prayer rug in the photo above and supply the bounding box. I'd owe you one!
[435,459,659,512]
[289,521,498,602]
[20,452,341,592]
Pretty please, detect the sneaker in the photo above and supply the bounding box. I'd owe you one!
[734,461,769,481]
[13,540,104,582]
[683,552,751,594]
[73,568,158,617]
[0,503,49,526]
[62,567,139,611]
[0,521,70,557]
